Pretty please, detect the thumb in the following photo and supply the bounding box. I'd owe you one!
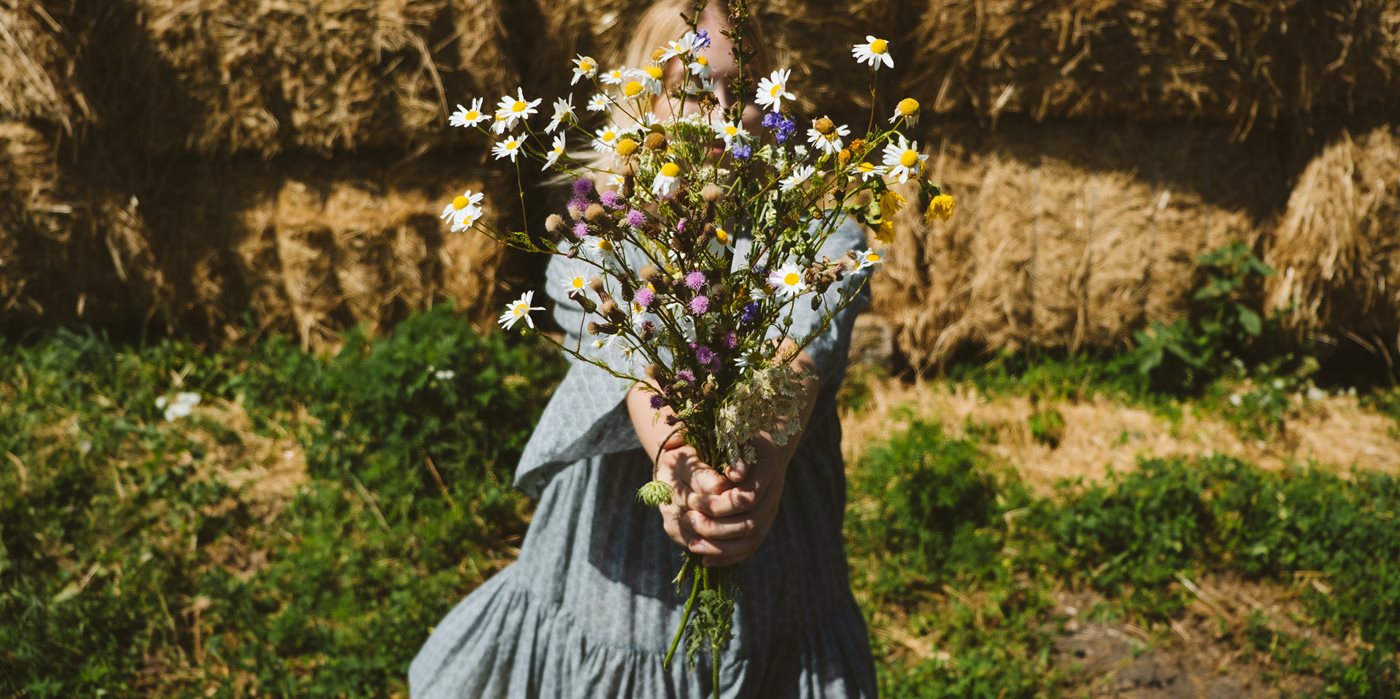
[661,432,687,452]
[726,458,748,483]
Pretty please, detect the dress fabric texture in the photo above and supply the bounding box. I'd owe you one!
[409,219,877,698]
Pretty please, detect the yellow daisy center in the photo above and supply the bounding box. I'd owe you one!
[617,138,638,156]
[652,48,667,62]
[465,110,479,120]
[899,150,919,168]
[870,39,889,54]
[602,131,616,142]
[452,195,468,210]
[660,163,680,177]
[511,101,527,113]
[623,81,643,97]
[597,239,614,251]
[858,162,875,172]
[724,125,738,136]
[783,272,800,286]
[769,84,784,98]
[716,228,729,243]
[571,278,585,289]
[897,97,920,116]
[512,304,526,317]
[696,56,708,66]
[506,139,519,149]
[645,65,664,79]
[579,58,594,71]
[866,253,881,262]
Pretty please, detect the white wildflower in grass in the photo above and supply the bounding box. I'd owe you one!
[780,164,815,191]
[688,54,711,79]
[431,368,456,381]
[805,118,849,156]
[571,55,598,84]
[545,95,574,133]
[543,133,567,170]
[857,248,884,269]
[449,204,483,233]
[587,93,611,112]
[717,365,806,464]
[852,36,893,70]
[449,98,488,128]
[600,68,626,85]
[652,162,681,199]
[881,134,927,184]
[889,97,921,125]
[592,125,621,152]
[854,161,885,181]
[755,68,795,112]
[494,87,541,131]
[498,290,544,330]
[156,391,201,422]
[440,190,484,223]
[768,262,808,297]
[492,133,526,162]
[714,121,747,146]
[561,272,589,294]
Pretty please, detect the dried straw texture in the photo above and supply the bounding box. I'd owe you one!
[906,0,1400,138]
[1265,124,1400,357]
[872,121,1285,370]
[112,0,518,156]
[0,1,88,130]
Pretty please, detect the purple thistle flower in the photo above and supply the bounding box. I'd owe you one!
[567,196,589,216]
[676,218,688,234]
[693,344,719,370]
[741,301,760,324]
[572,221,589,239]
[572,177,596,198]
[649,394,666,410]
[684,270,706,291]
[633,287,654,307]
[600,190,624,210]
[676,369,696,384]
[624,209,647,228]
[724,331,738,349]
[688,295,710,315]
[732,143,752,160]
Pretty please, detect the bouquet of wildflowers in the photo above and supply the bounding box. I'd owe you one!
[440,3,952,693]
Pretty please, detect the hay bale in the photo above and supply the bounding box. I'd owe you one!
[1264,124,1400,357]
[873,120,1284,369]
[906,0,1400,138]
[0,2,89,129]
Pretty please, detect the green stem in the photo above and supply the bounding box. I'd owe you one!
[664,553,702,669]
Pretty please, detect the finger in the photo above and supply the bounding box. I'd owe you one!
[682,510,758,541]
[661,432,687,452]
[688,466,732,497]
[725,458,748,483]
[687,533,759,565]
[660,504,694,548]
[687,485,759,518]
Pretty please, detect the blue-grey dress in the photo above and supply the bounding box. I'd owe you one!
[409,219,877,698]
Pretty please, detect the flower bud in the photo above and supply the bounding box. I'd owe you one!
[644,132,668,151]
[584,203,607,222]
[637,480,673,507]
[545,213,565,234]
[589,276,606,293]
[700,183,724,202]
[813,116,835,135]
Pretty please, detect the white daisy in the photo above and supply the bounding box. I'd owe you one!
[755,68,795,112]
[449,204,483,233]
[780,164,815,191]
[571,55,598,85]
[688,54,711,80]
[492,133,526,162]
[856,248,884,270]
[631,65,665,95]
[561,272,589,295]
[881,135,928,184]
[659,31,704,62]
[449,98,488,128]
[714,121,747,146]
[494,87,541,131]
[592,125,621,152]
[580,235,616,262]
[633,112,660,128]
[768,263,808,298]
[600,68,626,85]
[543,133,567,170]
[652,162,681,199]
[854,161,886,181]
[440,190,484,222]
[709,226,737,255]
[606,173,627,190]
[490,114,510,135]
[587,94,611,112]
[805,119,850,156]
[545,95,574,133]
[498,290,545,330]
[852,36,894,70]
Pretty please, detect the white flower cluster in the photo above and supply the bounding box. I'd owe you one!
[716,364,808,466]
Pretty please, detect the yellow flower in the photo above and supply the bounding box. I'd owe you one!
[623,80,644,98]
[616,137,639,157]
[875,190,906,244]
[889,97,921,125]
[925,193,955,222]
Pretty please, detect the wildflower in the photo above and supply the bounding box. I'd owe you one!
[852,36,894,70]
[571,55,598,84]
[616,137,639,157]
[854,161,885,181]
[773,117,797,144]
[740,301,761,324]
[652,162,681,198]
[768,263,808,298]
[449,204,483,233]
[573,177,596,198]
[806,117,849,156]
[632,64,665,95]
[545,95,575,133]
[606,173,627,190]
[688,295,710,315]
[681,270,705,290]
[633,286,654,307]
[588,93,611,112]
[592,125,621,152]
[572,221,590,239]
[780,164,815,191]
[494,87,541,131]
[693,343,718,368]
[431,368,456,381]
[562,273,589,294]
[449,98,488,128]
[622,80,645,98]
[440,190,484,223]
[498,290,544,330]
[624,209,647,229]
[889,97,921,125]
[490,114,510,134]
[714,121,748,147]
[543,133,567,170]
[875,190,906,244]
[926,193,956,221]
[600,190,624,210]
[637,479,674,506]
[713,227,736,253]
[731,143,753,160]
[156,391,201,422]
[675,369,697,384]
[856,249,884,269]
[660,31,705,62]
[492,133,526,162]
[689,54,711,79]
[755,68,796,112]
[881,135,927,183]
[600,68,626,85]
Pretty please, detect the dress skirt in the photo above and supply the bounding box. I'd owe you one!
[408,404,877,698]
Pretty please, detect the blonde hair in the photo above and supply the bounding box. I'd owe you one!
[572,0,772,179]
